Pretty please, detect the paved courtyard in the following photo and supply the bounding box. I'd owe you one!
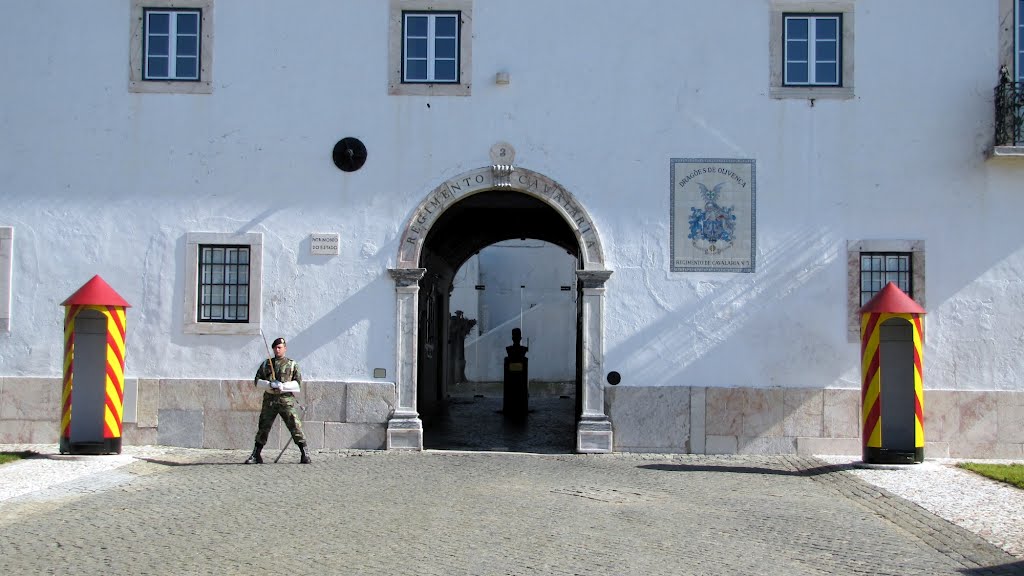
[0,447,1021,576]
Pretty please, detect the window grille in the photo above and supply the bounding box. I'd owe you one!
[198,245,249,322]
[144,9,201,80]
[860,252,911,306]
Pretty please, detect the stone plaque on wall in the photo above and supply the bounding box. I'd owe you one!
[670,158,756,273]
[310,233,340,255]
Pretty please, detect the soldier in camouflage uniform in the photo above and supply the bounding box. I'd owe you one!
[244,337,311,464]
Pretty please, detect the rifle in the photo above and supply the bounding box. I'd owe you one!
[260,331,277,382]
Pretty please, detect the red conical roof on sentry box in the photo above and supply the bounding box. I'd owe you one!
[859,281,924,315]
[61,275,131,307]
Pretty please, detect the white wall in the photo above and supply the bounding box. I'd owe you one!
[455,241,577,382]
[1,1,1021,397]
[449,254,480,338]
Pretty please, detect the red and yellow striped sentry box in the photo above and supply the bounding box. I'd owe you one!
[59,275,130,455]
[859,282,925,464]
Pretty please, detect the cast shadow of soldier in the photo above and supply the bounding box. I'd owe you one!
[425,320,575,453]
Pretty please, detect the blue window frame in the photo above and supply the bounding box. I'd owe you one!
[402,12,459,83]
[143,9,201,81]
[783,14,841,86]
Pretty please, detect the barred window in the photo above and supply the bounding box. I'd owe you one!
[198,245,249,322]
[860,252,911,305]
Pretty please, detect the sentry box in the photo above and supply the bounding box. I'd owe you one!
[59,275,131,455]
[859,282,926,464]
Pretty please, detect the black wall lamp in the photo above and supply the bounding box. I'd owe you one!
[332,137,367,172]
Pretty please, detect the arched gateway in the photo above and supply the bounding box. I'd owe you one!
[387,164,614,453]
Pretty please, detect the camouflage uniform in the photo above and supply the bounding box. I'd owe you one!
[253,356,306,447]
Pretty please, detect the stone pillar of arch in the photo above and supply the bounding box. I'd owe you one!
[576,269,614,453]
[386,267,426,450]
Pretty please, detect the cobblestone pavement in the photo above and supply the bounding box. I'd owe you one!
[2,396,1022,575]
[0,448,1022,576]
[423,394,577,453]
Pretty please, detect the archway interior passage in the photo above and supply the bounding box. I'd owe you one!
[418,190,582,452]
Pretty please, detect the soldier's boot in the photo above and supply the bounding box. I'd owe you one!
[244,442,264,465]
[299,443,311,464]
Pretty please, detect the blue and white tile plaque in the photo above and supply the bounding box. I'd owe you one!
[670,158,756,273]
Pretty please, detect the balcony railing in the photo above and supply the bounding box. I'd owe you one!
[994,75,1024,147]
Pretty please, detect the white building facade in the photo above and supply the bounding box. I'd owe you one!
[1,0,1023,457]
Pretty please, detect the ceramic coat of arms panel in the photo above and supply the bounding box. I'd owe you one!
[670,158,756,273]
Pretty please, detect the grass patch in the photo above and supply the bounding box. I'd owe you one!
[957,462,1024,490]
[0,451,37,466]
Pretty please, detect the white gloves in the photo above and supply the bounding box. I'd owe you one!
[255,379,300,393]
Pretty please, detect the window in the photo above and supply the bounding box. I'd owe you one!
[388,0,473,96]
[143,9,201,81]
[1018,0,1023,82]
[769,1,854,100]
[184,232,262,335]
[130,0,214,94]
[783,15,841,86]
[1018,0,1024,145]
[198,245,249,322]
[403,12,459,83]
[995,0,1024,151]
[846,240,925,341]
[859,253,911,306]
[0,227,11,333]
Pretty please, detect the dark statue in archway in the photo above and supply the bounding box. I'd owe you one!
[505,327,528,361]
[503,328,530,417]
[448,310,477,383]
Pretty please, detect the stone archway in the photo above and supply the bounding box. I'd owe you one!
[387,165,614,453]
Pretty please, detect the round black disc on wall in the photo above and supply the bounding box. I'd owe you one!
[332,137,367,172]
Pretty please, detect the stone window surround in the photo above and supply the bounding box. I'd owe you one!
[769,1,854,100]
[999,0,1020,77]
[130,0,214,94]
[0,227,11,333]
[388,0,473,97]
[846,239,925,342]
[991,0,1024,156]
[184,232,262,335]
